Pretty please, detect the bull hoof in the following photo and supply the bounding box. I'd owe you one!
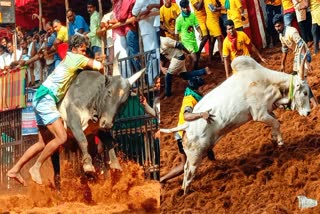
[83,163,96,173]
[277,141,284,146]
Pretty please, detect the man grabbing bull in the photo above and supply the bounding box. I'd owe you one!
[7,35,104,185]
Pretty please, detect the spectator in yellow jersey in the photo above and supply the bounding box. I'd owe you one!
[160,0,181,39]
[203,0,224,62]
[223,19,267,78]
[190,0,210,68]
[282,0,296,26]
[224,0,245,31]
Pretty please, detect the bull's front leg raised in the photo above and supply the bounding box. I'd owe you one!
[182,147,203,194]
[67,112,95,173]
[258,114,283,146]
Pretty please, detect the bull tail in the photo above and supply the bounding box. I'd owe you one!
[160,123,189,133]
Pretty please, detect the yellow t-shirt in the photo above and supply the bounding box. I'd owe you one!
[160,3,181,38]
[226,0,243,29]
[57,26,68,43]
[310,0,320,24]
[204,0,222,36]
[177,95,198,138]
[190,0,207,20]
[265,0,282,6]
[222,31,251,61]
[282,0,294,10]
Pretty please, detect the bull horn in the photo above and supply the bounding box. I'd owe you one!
[160,123,189,133]
[113,52,120,74]
[128,68,146,85]
[299,53,307,80]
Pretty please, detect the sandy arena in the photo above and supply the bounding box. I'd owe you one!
[160,45,320,213]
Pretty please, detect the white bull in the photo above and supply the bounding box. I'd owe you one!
[161,55,311,194]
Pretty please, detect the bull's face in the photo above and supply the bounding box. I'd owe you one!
[291,79,311,116]
[99,69,145,129]
[99,77,131,129]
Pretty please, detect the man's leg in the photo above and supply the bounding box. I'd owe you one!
[29,118,67,184]
[7,132,45,186]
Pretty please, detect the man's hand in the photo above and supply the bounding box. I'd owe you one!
[260,56,267,64]
[200,110,215,124]
[139,95,147,105]
[160,66,168,74]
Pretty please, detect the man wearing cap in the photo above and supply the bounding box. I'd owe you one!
[273,14,318,108]
[160,76,215,183]
[222,19,267,78]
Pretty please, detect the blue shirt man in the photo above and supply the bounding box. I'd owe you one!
[66,9,89,37]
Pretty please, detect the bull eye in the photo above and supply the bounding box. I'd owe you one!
[304,91,308,96]
[108,90,112,97]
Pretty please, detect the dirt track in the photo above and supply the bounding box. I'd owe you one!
[160,46,320,213]
[0,160,160,213]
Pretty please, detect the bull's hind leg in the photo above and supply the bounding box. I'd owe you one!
[182,148,203,194]
[67,111,95,173]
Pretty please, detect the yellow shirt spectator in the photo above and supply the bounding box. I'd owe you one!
[203,0,222,37]
[57,25,68,43]
[190,0,208,36]
[282,0,294,11]
[265,0,282,6]
[225,0,243,29]
[222,30,251,61]
[160,2,180,38]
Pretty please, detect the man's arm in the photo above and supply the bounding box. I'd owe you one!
[184,110,215,123]
[193,0,204,10]
[224,56,231,79]
[250,43,267,63]
[280,51,288,72]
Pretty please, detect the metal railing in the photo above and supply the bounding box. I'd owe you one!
[0,48,160,189]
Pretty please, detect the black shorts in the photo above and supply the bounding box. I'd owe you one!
[177,139,186,155]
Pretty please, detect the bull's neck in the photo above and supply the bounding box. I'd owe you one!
[268,70,294,91]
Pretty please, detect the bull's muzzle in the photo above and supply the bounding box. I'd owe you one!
[99,119,113,129]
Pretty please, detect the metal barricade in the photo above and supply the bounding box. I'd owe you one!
[0,109,37,189]
[111,48,160,180]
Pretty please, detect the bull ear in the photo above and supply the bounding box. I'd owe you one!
[298,52,307,80]
[128,68,146,85]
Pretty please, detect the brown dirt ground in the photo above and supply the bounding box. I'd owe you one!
[0,158,160,213]
[160,45,320,213]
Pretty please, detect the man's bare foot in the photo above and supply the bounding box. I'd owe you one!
[29,165,42,185]
[205,67,213,75]
[7,171,27,186]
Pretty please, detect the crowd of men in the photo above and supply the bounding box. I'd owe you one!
[0,0,160,87]
[160,0,320,98]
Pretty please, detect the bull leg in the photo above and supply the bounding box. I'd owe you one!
[67,113,95,173]
[259,114,283,146]
[182,148,203,194]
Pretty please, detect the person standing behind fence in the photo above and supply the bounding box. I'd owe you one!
[66,8,89,37]
[86,0,102,58]
[7,35,104,186]
[132,0,160,85]
[53,19,68,60]
[98,11,115,74]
